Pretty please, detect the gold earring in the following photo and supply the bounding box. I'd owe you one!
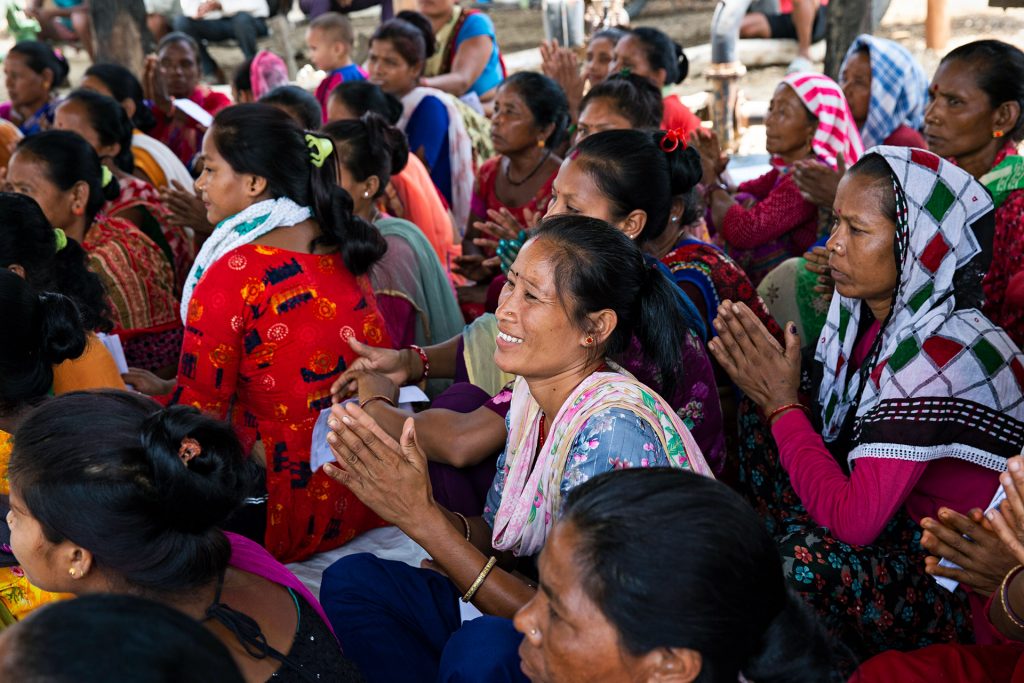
[68,568,76,577]
[537,139,545,148]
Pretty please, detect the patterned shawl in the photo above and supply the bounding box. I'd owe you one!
[816,146,1024,470]
[840,35,929,149]
[781,73,864,171]
[491,363,711,557]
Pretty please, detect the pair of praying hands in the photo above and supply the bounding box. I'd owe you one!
[453,207,537,282]
[920,458,1024,598]
[707,300,802,416]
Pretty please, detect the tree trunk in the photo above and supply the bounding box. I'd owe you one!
[90,0,155,79]
[823,0,873,80]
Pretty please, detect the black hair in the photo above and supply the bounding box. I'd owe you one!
[628,27,688,85]
[84,62,158,132]
[0,594,245,683]
[8,40,70,89]
[322,113,409,198]
[563,468,832,683]
[500,72,571,148]
[233,56,256,98]
[532,215,692,400]
[62,89,136,174]
[14,130,121,225]
[9,391,256,594]
[845,152,897,225]
[0,270,85,417]
[329,81,403,125]
[371,13,435,70]
[0,192,113,333]
[579,72,664,130]
[158,31,201,58]
[210,104,386,275]
[941,39,1024,142]
[573,129,702,246]
[590,27,627,46]
[261,85,323,131]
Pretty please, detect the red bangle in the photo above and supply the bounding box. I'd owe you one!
[767,402,810,424]
[407,344,429,381]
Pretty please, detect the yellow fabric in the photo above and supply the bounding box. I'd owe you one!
[462,313,513,396]
[52,333,127,395]
[424,6,462,78]
[0,431,70,623]
[133,144,168,188]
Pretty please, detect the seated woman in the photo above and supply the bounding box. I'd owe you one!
[367,14,476,236]
[0,193,124,394]
[81,62,195,191]
[707,147,1024,672]
[0,594,245,682]
[143,32,232,167]
[7,391,363,682]
[5,132,181,375]
[54,89,194,292]
[694,72,863,285]
[337,130,725,515]
[417,0,504,106]
[516,468,831,683]
[129,104,393,563]
[923,40,1024,349]
[328,80,460,278]
[319,215,712,683]
[323,113,464,367]
[468,72,567,236]
[0,41,68,136]
[610,27,700,138]
[581,27,626,88]
[0,270,87,625]
[789,34,929,221]
[260,85,323,131]
[574,72,663,144]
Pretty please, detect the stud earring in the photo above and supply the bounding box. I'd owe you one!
[72,206,84,217]
[537,139,545,148]
[68,568,76,577]
[994,130,1006,139]
[363,191,370,198]
[585,336,594,345]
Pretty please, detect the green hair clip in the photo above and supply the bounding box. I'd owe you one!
[53,228,67,253]
[101,165,114,188]
[305,133,334,169]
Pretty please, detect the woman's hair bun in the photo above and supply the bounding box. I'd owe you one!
[741,590,833,683]
[37,291,87,365]
[139,404,252,535]
[674,42,689,84]
[363,111,410,177]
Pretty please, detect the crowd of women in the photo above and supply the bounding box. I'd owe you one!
[1,7,1024,681]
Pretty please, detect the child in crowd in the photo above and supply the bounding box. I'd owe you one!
[307,12,367,121]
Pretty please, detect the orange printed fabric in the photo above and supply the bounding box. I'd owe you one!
[173,245,393,563]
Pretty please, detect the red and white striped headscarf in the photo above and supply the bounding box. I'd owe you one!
[781,72,864,170]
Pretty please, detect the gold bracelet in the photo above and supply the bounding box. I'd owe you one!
[462,556,497,603]
[1000,564,1024,630]
[359,394,396,410]
[453,511,471,542]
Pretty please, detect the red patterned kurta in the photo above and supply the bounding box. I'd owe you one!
[470,156,557,228]
[174,245,392,563]
[106,175,195,292]
[83,214,182,370]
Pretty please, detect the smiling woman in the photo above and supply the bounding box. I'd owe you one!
[317,215,712,683]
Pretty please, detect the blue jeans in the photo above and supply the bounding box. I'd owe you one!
[320,553,528,683]
[172,13,268,75]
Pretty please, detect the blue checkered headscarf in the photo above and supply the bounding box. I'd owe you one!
[840,35,929,149]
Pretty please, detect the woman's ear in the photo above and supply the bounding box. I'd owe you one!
[242,174,269,198]
[364,175,381,200]
[584,308,617,347]
[994,100,1022,139]
[71,179,91,213]
[121,97,137,122]
[640,647,702,683]
[619,209,648,241]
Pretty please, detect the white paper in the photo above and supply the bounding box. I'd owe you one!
[934,485,1007,592]
[309,386,429,472]
[172,98,214,128]
[96,332,129,373]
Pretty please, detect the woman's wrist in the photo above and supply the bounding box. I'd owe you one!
[402,347,425,384]
[763,397,804,421]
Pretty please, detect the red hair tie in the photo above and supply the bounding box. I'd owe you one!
[660,128,688,153]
